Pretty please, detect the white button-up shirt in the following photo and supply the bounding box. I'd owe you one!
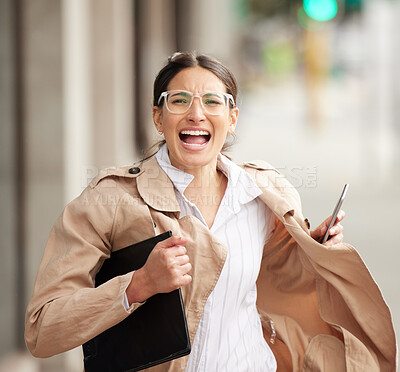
[156,144,277,372]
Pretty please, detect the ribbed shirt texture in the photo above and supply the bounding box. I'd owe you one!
[156,144,277,372]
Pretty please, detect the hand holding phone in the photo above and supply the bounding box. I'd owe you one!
[321,184,348,244]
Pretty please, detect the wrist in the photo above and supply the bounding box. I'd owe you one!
[126,268,154,305]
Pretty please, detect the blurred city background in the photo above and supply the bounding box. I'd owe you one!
[1,0,399,370]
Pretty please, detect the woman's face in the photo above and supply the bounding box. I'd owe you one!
[153,66,239,172]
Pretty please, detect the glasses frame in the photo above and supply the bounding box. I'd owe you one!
[157,90,235,116]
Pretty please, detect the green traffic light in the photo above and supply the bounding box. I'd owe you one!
[303,0,338,21]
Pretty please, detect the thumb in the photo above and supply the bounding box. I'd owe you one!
[156,235,189,249]
[311,220,328,240]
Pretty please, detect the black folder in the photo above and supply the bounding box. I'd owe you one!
[82,231,191,372]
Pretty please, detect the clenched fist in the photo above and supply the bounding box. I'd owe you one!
[126,236,192,305]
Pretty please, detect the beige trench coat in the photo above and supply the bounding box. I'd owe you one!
[25,155,397,371]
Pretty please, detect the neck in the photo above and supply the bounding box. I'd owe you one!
[182,160,228,228]
[182,160,223,191]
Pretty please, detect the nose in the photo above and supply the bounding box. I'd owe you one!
[186,96,206,122]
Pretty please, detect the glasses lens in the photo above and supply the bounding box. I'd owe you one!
[201,93,227,115]
[165,91,192,114]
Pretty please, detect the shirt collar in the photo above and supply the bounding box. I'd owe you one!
[155,143,262,213]
[217,151,262,213]
[156,143,194,196]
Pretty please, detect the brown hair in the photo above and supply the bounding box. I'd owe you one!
[141,51,238,162]
[153,51,238,108]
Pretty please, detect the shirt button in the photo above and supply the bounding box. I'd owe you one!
[129,167,140,174]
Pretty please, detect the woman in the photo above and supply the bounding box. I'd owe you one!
[25,52,397,371]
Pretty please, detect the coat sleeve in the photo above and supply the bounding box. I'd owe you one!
[25,180,143,358]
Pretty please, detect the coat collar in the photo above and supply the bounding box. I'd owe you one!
[90,155,299,223]
[136,156,181,213]
[240,161,297,224]
[135,156,297,223]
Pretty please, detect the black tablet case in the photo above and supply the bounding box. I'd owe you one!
[82,231,191,372]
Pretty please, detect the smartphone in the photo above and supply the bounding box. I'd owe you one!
[321,184,349,244]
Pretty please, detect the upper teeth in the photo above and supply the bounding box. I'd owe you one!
[180,130,209,136]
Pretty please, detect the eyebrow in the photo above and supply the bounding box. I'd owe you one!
[170,91,191,97]
[202,92,220,96]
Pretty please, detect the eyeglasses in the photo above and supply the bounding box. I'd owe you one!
[157,90,235,115]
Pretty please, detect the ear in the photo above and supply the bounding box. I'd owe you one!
[228,107,239,134]
[153,106,163,133]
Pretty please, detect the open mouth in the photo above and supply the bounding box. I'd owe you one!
[179,130,211,147]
